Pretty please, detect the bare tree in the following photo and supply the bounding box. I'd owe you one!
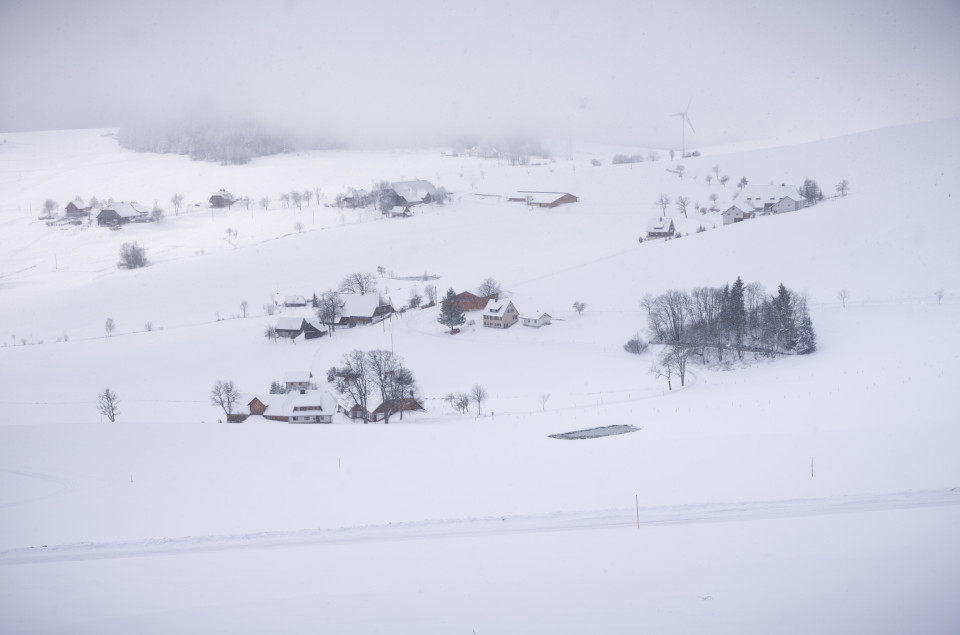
[709,193,719,208]
[151,204,163,224]
[424,284,437,306]
[650,358,674,390]
[259,196,270,211]
[719,175,730,188]
[290,191,303,210]
[675,196,690,218]
[294,221,304,233]
[572,301,586,316]
[408,288,423,309]
[705,175,713,186]
[105,317,115,337]
[935,288,945,305]
[313,186,323,205]
[366,350,417,423]
[317,289,345,334]
[738,176,748,189]
[280,193,290,208]
[264,325,279,342]
[661,343,693,387]
[339,272,377,295]
[477,277,501,298]
[656,193,671,214]
[43,199,57,217]
[837,288,849,308]
[170,194,184,216]
[471,384,488,415]
[303,189,313,206]
[97,388,120,422]
[210,380,241,419]
[675,165,685,180]
[835,180,849,197]
[539,392,550,411]
[712,165,720,180]
[240,300,248,318]
[336,350,373,422]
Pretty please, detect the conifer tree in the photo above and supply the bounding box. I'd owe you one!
[795,311,817,354]
[437,288,466,334]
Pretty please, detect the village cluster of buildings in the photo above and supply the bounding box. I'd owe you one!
[227,371,425,424]
[643,184,811,240]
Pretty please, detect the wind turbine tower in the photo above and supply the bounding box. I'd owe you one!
[672,99,696,157]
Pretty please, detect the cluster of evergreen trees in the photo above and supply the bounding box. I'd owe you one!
[117,117,302,165]
[644,277,816,361]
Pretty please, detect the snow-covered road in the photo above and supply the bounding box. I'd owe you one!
[3,487,956,565]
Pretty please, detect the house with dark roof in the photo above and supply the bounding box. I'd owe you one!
[209,189,235,208]
[507,191,579,208]
[97,202,149,226]
[646,217,676,239]
[338,293,394,327]
[386,180,439,208]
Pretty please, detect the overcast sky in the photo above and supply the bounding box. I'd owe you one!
[1,0,958,148]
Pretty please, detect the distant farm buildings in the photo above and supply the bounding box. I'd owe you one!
[507,191,579,208]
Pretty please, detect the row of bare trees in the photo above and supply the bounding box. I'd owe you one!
[331,350,419,424]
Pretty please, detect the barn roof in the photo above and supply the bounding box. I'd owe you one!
[390,180,438,204]
[102,201,149,218]
[340,293,384,318]
[275,317,306,331]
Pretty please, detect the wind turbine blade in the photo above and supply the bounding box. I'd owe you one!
[686,96,693,113]
[685,114,696,133]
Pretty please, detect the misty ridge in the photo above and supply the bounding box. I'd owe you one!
[117,111,555,165]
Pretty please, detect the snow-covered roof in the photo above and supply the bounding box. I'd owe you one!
[723,202,753,215]
[275,316,305,330]
[521,311,551,320]
[741,184,801,204]
[211,189,234,200]
[340,293,383,318]
[103,201,148,218]
[284,371,313,384]
[483,299,514,316]
[646,217,674,232]
[252,389,337,417]
[390,180,438,203]
[517,191,576,205]
[284,295,307,305]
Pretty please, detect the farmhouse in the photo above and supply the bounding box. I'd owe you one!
[722,202,754,225]
[339,397,426,422]
[236,388,338,424]
[303,318,326,339]
[387,180,438,207]
[209,189,235,208]
[284,371,314,391]
[338,293,395,327]
[97,202,149,226]
[507,191,579,208]
[483,299,519,329]
[740,184,805,213]
[520,312,552,328]
[64,201,91,218]
[275,316,306,339]
[646,217,676,239]
[284,296,307,307]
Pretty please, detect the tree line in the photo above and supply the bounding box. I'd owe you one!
[642,277,816,362]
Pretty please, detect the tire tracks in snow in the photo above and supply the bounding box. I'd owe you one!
[2,488,958,565]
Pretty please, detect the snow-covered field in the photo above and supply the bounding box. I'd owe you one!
[1,121,959,633]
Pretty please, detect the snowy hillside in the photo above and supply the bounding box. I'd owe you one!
[1,121,959,634]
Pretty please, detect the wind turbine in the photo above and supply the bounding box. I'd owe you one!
[672,98,696,157]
